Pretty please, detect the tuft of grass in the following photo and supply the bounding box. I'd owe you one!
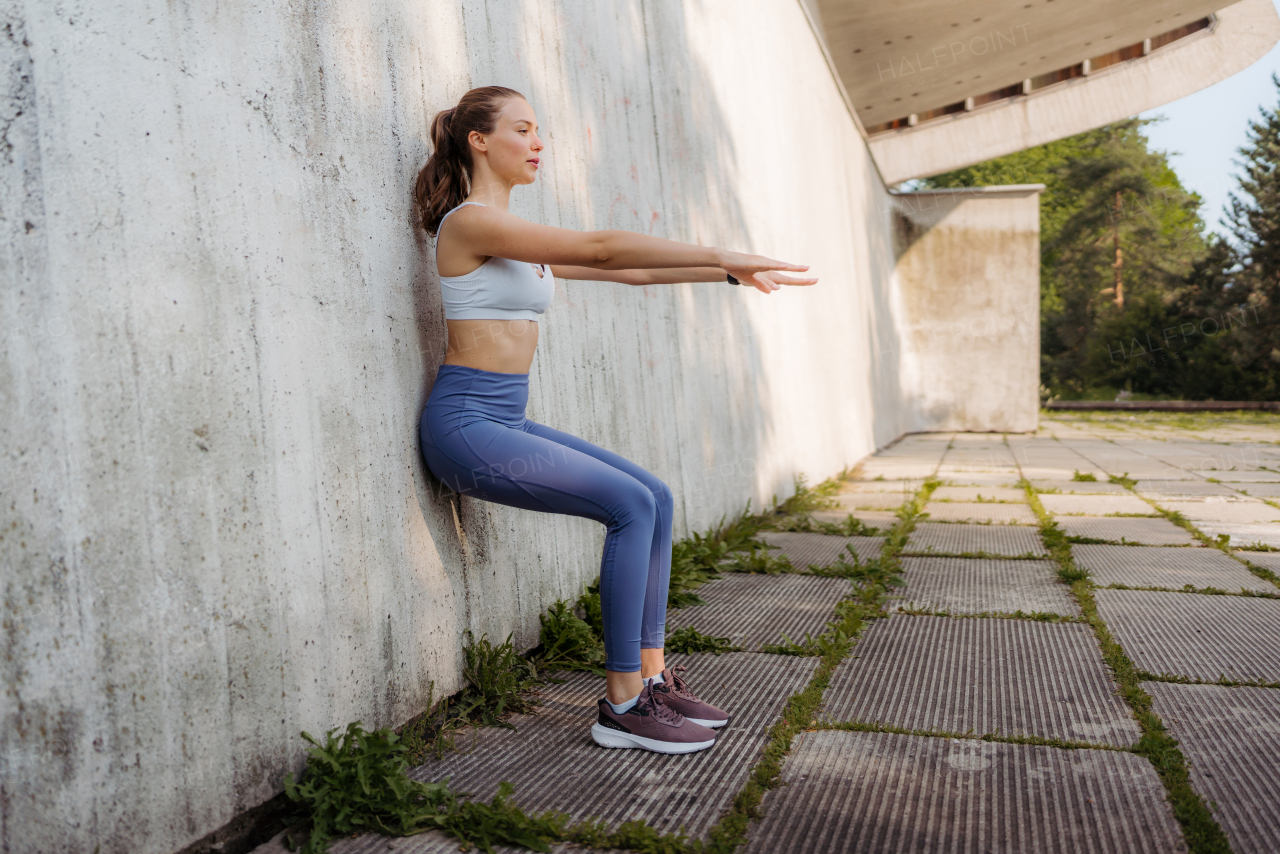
[537,600,606,676]
[725,543,796,574]
[457,632,540,729]
[1071,470,1098,482]
[666,625,738,655]
[283,723,566,854]
[1108,472,1138,490]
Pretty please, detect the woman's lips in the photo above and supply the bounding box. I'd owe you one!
[528,158,540,167]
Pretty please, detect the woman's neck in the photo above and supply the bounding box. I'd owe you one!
[466,164,514,211]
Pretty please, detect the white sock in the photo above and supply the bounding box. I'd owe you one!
[646,672,665,686]
[607,692,640,714]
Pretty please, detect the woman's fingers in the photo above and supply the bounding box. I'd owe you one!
[770,273,819,285]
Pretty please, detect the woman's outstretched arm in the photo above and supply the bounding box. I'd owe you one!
[443,204,815,292]
[551,265,818,288]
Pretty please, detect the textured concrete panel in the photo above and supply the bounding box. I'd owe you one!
[1031,480,1131,494]
[939,471,1023,486]
[1237,550,1280,575]
[841,479,923,493]
[1191,470,1280,481]
[1094,589,1280,682]
[1158,499,1280,524]
[823,616,1139,745]
[1145,683,1280,854]
[921,502,1038,525]
[742,731,1185,854]
[1060,517,1197,546]
[1194,522,1280,550]
[1235,483,1280,497]
[755,532,885,568]
[905,523,1047,557]
[930,485,1027,502]
[834,491,913,510]
[896,557,1079,616]
[401,654,815,843]
[1040,494,1156,516]
[1073,544,1273,593]
[666,573,849,650]
[1137,480,1236,496]
[811,509,899,529]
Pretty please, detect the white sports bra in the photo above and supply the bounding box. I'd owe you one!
[435,202,555,322]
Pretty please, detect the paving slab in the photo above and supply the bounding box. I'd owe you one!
[1073,544,1274,593]
[937,471,1023,487]
[832,491,912,511]
[905,522,1047,557]
[1060,517,1197,546]
[929,485,1026,502]
[810,509,897,530]
[1194,522,1280,550]
[755,531,884,568]
[1157,499,1280,524]
[666,573,848,649]
[823,615,1139,745]
[1039,494,1157,516]
[859,462,938,479]
[1191,470,1280,481]
[894,557,1079,616]
[382,654,816,847]
[742,731,1185,854]
[1137,479,1236,496]
[1233,482,1280,497]
[1093,589,1280,682]
[1145,683,1280,854]
[841,479,922,493]
[1235,550,1280,575]
[1031,479,1131,494]
[920,502,1038,525]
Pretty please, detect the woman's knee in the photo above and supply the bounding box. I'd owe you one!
[613,477,658,527]
[654,478,674,516]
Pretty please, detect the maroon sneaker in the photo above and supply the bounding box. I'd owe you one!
[591,682,718,754]
[649,665,731,728]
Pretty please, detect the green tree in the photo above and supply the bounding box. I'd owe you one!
[923,119,1208,398]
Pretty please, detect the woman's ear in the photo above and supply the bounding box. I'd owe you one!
[468,129,487,154]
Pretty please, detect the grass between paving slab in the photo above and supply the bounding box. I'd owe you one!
[1021,477,1234,854]
[700,477,936,853]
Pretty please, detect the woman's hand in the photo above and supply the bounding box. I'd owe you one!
[719,250,818,294]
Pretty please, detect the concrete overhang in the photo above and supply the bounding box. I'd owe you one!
[805,0,1280,184]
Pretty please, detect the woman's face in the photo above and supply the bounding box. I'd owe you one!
[471,97,544,187]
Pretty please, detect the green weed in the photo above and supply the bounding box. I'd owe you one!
[537,601,606,676]
[1071,470,1097,482]
[666,625,738,655]
[283,723,564,854]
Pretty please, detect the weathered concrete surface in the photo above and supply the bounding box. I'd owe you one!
[1073,544,1275,593]
[1040,494,1158,516]
[823,616,1139,745]
[905,522,1048,557]
[920,502,1038,524]
[755,531,885,568]
[892,188,1042,434]
[895,557,1078,616]
[1146,683,1280,854]
[1094,589,1280,682]
[930,485,1026,502]
[664,573,848,650]
[742,731,1186,854]
[1058,517,1198,546]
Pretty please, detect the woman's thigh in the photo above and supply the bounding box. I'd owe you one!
[423,415,654,524]
[520,419,671,500]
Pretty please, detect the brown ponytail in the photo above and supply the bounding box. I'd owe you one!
[415,86,525,236]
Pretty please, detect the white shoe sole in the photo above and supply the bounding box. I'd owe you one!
[591,723,716,754]
[687,716,730,728]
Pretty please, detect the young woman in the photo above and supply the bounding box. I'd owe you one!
[414,86,817,755]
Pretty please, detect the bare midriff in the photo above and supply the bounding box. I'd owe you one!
[443,318,540,374]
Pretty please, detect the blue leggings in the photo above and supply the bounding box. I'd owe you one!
[419,363,673,672]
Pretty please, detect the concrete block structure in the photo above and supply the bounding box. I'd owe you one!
[1,1,1275,852]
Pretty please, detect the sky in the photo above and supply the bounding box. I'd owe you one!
[1139,2,1280,238]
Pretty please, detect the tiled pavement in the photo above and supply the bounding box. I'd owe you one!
[255,414,1280,853]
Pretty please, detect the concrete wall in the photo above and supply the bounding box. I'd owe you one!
[892,187,1043,433]
[0,2,933,852]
